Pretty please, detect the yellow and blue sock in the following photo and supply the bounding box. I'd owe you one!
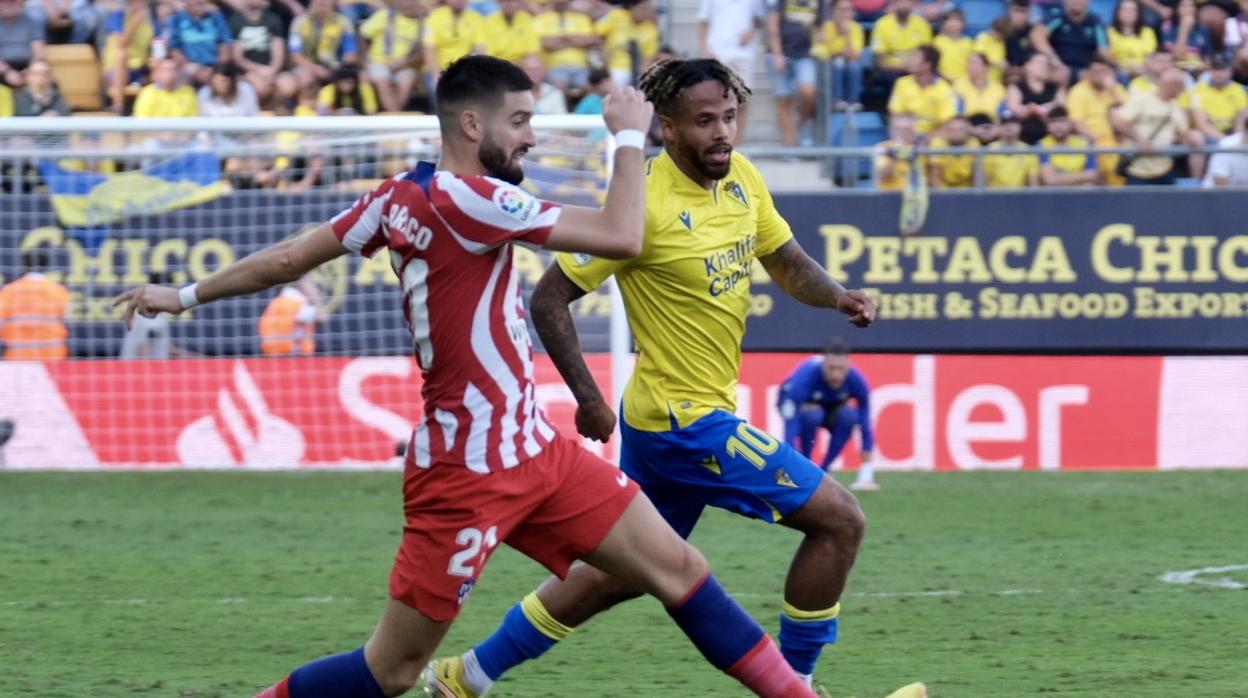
[778,601,840,677]
[472,592,573,683]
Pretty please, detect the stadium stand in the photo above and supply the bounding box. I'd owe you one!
[0,0,1245,190]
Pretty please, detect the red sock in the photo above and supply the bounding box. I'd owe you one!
[254,676,290,698]
[726,636,816,698]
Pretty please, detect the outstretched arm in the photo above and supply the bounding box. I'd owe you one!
[530,264,617,442]
[758,239,876,326]
[113,223,348,327]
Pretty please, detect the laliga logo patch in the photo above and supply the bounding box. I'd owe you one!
[725,181,749,208]
[493,187,533,221]
[457,579,476,606]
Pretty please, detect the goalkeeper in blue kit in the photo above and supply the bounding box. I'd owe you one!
[778,338,879,490]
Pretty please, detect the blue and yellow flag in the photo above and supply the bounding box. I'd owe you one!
[38,152,231,228]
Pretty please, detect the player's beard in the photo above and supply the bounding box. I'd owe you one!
[680,139,733,183]
[479,132,526,185]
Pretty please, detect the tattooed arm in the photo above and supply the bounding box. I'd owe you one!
[759,239,877,327]
[530,264,618,442]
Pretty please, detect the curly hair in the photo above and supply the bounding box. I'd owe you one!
[637,58,751,118]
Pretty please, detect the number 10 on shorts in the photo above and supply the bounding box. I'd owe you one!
[726,423,779,469]
[448,526,499,577]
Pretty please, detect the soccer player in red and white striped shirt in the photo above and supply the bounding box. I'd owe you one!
[114,56,815,698]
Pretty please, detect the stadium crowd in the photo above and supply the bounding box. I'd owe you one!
[0,0,1246,187]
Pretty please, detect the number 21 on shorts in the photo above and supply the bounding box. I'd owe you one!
[725,423,779,469]
[448,525,499,577]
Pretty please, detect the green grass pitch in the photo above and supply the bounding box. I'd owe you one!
[2,471,1246,697]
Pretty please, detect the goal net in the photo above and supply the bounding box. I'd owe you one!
[0,115,630,470]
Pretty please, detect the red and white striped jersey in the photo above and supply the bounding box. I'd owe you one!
[331,162,563,473]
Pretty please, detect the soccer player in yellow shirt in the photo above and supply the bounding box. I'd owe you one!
[424,58,928,698]
[359,0,426,112]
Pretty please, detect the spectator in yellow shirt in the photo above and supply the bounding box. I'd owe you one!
[0,82,11,116]
[955,53,1006,118]
[1186,57,1246,178]
[1108,0,1157,79]
[102,0,156,113]
[360,0,426,113]
[535,0,598,90]
[875,113,922,189]
[133,59,199,117]
[424,0,485,84]
[1067,57,1126,143]
[888,45,957,134]
[933,9,973,81]
[870,0,932,76]
[1039,106,1101,185]
[974,16,1008,84]
[597,0,659,86]
[287,0,360,94]
[968,112,999,145]
[816,0,864,108]
[984,116,1040,187]
[485,0,542,64]
[928,115,980,187]
[317,64,379,115]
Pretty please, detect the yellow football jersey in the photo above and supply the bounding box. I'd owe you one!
[557,150,793,431]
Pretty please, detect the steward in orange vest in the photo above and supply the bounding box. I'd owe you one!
[0,251,71,360]
[259,277,325,356]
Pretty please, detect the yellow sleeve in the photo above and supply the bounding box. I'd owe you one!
[1179,89,1193,110]
[852,23,865,52]
[317,83,334,111]
[595,11,616,39]
[0,86,12,118]
[920,18,933,42]
[132,86,154,117]
[362,83,379,114]
[1234,85,1248,112]
[888,77,908,113]
[557,251,631,293]
[1143,27,1157,54]
[937,83,957,124]
[359,11,383,41]
[423,10,440,44]
[870,15,892,51]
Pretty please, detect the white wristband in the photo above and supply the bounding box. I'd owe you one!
[178,283,201,310]
[613,129,646,153]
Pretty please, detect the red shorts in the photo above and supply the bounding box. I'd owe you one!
[389,435,640,622]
